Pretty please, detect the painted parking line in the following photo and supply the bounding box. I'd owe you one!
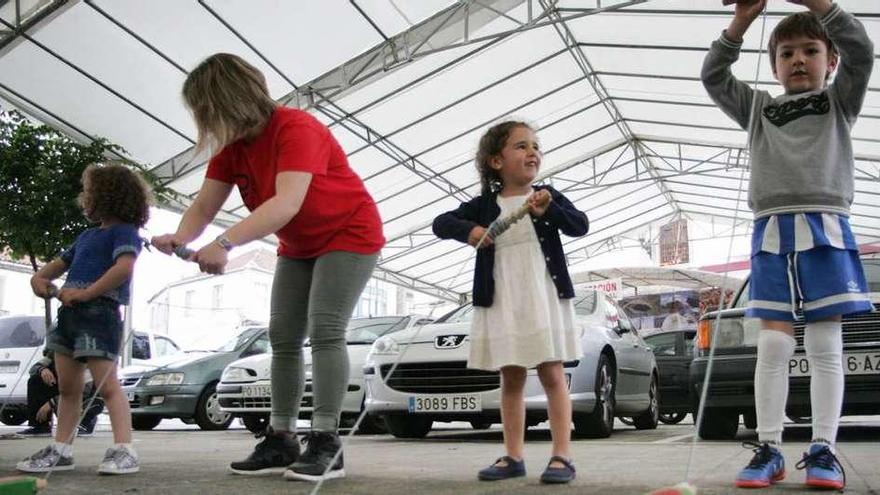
[653,432,695,443]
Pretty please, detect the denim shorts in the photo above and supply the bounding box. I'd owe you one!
[46,298,122,362]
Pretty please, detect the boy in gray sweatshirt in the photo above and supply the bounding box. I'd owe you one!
[701,0,873,490]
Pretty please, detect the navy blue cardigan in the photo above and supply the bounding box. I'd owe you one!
[432,185,588,307]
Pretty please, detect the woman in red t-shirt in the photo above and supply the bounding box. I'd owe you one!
[152,53,384,482]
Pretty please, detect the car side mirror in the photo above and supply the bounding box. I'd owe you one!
[616,319,632,334]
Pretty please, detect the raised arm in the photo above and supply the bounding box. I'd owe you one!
[701,0,766,129]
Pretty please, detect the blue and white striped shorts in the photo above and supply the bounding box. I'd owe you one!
[746,213,872,322]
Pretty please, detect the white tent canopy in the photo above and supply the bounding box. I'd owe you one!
[572,266,743,291]
[1,0,878,303]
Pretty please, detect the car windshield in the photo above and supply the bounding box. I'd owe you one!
[572,290,598,316]
[346,317,407,344]
[864,259,880,293]
[215,328,262,352]
[0,317,45,348]
[435,304,474,323]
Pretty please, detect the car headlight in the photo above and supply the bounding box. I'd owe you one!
[370,336,400,355]
[221,367,253,383]
[697,317,761,353]
[144,372,185,386]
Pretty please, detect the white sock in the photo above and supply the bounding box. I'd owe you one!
[804,320,844,446]
[53,441,73,457]
[116,443,137,458]
[755,330,796,445]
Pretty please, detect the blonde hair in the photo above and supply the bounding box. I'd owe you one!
[182,53,277,153]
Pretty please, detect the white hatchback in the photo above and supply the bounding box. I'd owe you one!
[0,315,47,427]
[217,315,433,433]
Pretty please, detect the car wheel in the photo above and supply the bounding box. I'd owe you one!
[131,415,162,431]
[1,409,27,426]
[194,382,234,431]
[352,413,388,435]
[698,408,739,440]
[574,353,615,438]
[632,374,659,430]
[241,414,269,433]
[384,414,432,439]
[470,420,492,430]
[659,412,687,425]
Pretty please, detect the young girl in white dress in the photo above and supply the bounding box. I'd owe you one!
[433,121,589,484]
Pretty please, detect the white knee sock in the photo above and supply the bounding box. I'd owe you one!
[804,320,844,446]
[755,330,796,445]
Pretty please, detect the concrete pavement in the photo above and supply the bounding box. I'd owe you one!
[1,418,878,494]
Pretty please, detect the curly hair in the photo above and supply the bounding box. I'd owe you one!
[475,120,533,194]
[79,163,153,227]
[768,11,837,78]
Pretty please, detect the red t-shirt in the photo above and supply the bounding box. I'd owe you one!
[206,107,385,259]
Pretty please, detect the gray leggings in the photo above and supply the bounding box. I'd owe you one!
[269,250,378,432]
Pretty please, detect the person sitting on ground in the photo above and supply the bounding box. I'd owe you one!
[18,350,104,437]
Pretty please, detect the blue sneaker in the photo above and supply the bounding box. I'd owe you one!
[796,443,845,490]
[734,442,785,488]
[477,456,525,481]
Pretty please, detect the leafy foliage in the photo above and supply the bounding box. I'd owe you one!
[0,109,175,270]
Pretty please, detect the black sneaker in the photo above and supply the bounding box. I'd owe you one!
[229,427,299,476]
[17,426,52,436]
[283,431,345,482]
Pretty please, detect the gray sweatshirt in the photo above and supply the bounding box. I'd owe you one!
[701,4,874,219]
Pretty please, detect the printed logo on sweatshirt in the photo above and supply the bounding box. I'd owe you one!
[847,280,860,293]
[763,92,830,127]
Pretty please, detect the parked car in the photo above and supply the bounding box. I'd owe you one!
[643,328,696,425]
[690,255,880,440]
[119,326,268,431]
[217,315,432,434]
[0,315,179,426]
[131,330,182,365]
[364,289,659,439]
[0,315,47,426]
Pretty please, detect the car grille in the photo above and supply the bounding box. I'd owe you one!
[379,361,500,393]
[793,303,880,348]
[128,395,141,409]
[220,397,272,409]
[120,377,140,387]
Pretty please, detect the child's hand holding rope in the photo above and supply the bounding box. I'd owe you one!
[527,189,552,217]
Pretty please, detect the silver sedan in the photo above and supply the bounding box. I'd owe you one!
[363,289,659,438]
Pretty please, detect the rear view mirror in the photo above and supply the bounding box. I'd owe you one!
[616,319,632,334]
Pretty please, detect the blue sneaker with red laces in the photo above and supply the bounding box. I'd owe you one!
[734,442,785,488]
[796,443,845,490]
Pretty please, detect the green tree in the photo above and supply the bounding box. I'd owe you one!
[0,109,174,328]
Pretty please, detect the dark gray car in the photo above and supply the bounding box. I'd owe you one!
[119,326,268,431]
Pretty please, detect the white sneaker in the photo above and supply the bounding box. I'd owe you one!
[17,445,75,473]
[97,447,139,475]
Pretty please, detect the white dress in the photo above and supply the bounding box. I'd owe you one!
[469,194,580,371]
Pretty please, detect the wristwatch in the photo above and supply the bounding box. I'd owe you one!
[215,234,234,252]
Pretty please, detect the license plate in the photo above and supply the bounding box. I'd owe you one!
[242,384,272,398]
[408,394,481,413]
[789,352,880,377]
[0,365,18,374]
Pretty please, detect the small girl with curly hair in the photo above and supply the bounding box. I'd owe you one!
[18,163,152,475]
